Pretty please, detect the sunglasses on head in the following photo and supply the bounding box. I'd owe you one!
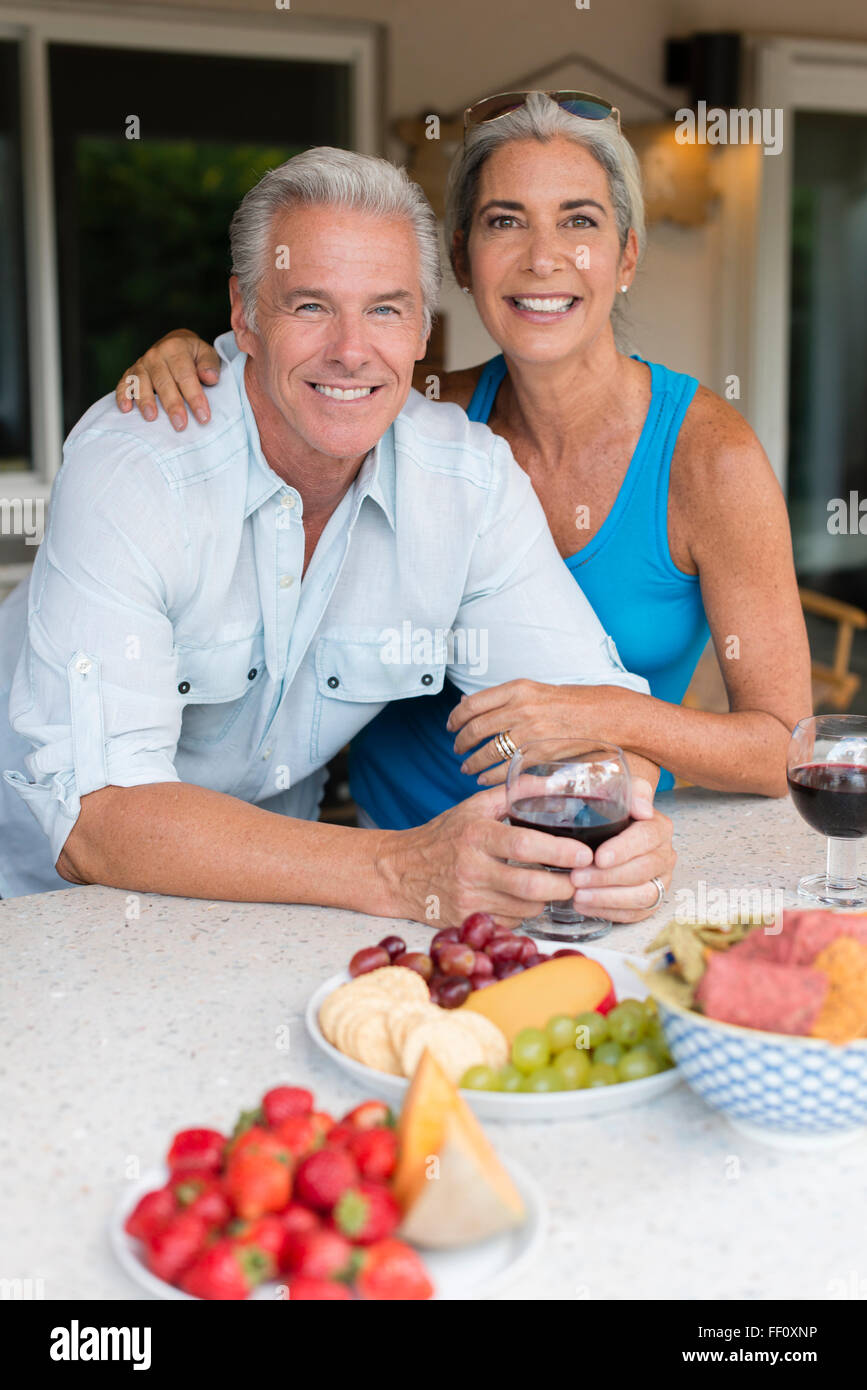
[463,90,621,136]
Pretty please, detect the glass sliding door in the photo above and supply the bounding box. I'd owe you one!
[0,39,30,473]
[49,43,351,431]
[788,111,867,609]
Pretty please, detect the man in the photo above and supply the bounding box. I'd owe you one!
[0,147,673,923]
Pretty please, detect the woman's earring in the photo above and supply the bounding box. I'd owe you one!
[620,284,629,294]
[462,286,471,294]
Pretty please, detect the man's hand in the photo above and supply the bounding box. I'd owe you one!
[376,779,675,929]
[115,329,221,430]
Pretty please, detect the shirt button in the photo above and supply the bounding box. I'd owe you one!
[247,668,257,681]
[280,494,296,509]
[75,657,93,675]
[327,676,340,689]
[178,680,191,694]
[421,673,434,686]
[262,748,273,760]
[279,575,294,589]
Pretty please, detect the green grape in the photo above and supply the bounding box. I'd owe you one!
[587,1061,620,1087]
[640,996,659,1020]
[546,1013,578,1053]
[644,1035,673,1067]
[607,1001,647,1047]
[460,1064,502,1091]
[592,1040,624,1067]
[498,1064,524,1092]
[644,1016,666,1046]
[553,1047,591,1089]
[617,1046,661,1083]
[511,1027,551,1075]
[574,1010,609,1050]
[518,1066,566,1093]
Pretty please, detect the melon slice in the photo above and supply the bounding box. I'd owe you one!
[461,954,613,1043]
[394,1049,525,1248]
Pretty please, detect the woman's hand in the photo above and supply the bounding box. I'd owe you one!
[448,679,628,784]
[115,329,221,430]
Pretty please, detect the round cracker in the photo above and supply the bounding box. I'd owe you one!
[333,1001,381,1056]
[451,1010,509,1068]
[401,1018,485,1084]
[389,1002,441,1055]
[347,1011,402,1074]
[357,966,429,1003]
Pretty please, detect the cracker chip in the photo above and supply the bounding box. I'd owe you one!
[810,937,867,1044]
[451,1010,509,1068]
[353,966,429,1003]
[401,1018,485,1084]
[388,1002,441,1054]
[346,1011,402,1074]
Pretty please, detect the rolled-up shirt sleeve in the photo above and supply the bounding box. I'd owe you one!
[3,430,187,867]
[450,436,650,697]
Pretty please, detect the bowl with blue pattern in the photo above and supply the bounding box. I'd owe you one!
[656,991,867,1150]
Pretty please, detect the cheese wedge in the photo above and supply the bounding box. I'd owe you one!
[461,954,613,1043]
[395,1049,525,1249]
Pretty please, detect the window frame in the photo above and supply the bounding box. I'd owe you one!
[0,0,381,503]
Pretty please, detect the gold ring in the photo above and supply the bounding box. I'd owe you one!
[495,730,519,761]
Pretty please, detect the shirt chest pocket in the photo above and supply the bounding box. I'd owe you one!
[311,633,446,763]
[175,632,266,746]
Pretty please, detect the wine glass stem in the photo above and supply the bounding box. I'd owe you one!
[826,836,859,891]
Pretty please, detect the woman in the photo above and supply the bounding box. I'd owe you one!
[115,92,811,920]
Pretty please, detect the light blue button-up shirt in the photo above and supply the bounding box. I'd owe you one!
[0,333,649,898]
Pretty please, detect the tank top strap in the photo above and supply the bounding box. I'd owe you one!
[627,356,700,576]
[466,355,507,423]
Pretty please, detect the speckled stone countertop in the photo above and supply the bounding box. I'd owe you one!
[2,788,865,1301]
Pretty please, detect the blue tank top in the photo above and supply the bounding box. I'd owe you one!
[349,354,709,827]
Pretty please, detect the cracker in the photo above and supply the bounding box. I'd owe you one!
[346,1010,401,1074]
[401,1018,485,1084]
[359,966,429,1003]
[451,1010,509,1068]
[389,1002,441,1054]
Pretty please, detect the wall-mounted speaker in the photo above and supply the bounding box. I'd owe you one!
[665,33,742,110]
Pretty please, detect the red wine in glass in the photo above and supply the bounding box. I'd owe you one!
[508,795,632,851]
[787,763,867,838]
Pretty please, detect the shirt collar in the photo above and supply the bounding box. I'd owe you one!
[233,348,397,530]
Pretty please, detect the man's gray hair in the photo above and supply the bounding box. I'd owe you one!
[445,93,646,348]
[230,146,441,333]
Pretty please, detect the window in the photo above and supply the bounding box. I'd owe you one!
[0,4,378,506]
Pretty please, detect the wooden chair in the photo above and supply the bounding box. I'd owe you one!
[798,587,867,712]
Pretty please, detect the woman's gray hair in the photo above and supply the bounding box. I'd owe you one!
[230,146,441,333]
[445,93,646,346]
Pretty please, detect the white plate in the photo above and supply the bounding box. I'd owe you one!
[111,1161,546,1302]
[305,942,680,1121]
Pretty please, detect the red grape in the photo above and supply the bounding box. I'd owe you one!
[459,912,497,948]
[469,973,496,991]
[486,936,524,963]
[393,951,434,983]
[494,959,525,980]
[378,935,406,961]
[468,951,493,979]
[514,936,538,964]
[433,976,472,1009]
[552,948,585,958]
[349,946,390,977]
[431,928,460,949]
[523,951,546,968]
[437,943,476,977]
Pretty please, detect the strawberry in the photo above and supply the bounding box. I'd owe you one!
[262,1086,314,1128]
[124,1185,176,1242]
[279,1202,320,1239]
[166,1128,226,1175]
[181,1238,270,1300]
[145,1210,209,1285]
[347,1127,398,1182]
[225,1128,292,1219]
[286,1276,352,1301]
[170,1172,232,1229]
[355,1238,434,1301]
[333,1182,401,1245]
[283,1227,358,1282]
[229,1214,288,1279]
[273,1114,321,1160]
[294,1148,359,1212]
[325,1122,355,1148]
[309,1112,334,1142]
[342,1100,394,1131]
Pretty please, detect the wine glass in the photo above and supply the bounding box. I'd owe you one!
[787,714,867,908]
[505,738,632,941]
